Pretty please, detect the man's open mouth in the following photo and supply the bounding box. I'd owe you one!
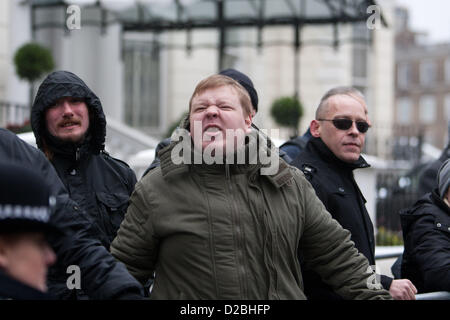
[205,126,220,133]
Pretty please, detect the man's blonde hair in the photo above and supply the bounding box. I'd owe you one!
[189,74,253,116]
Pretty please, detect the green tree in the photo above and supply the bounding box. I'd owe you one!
[14,42,54,108]
[270,96,303,138]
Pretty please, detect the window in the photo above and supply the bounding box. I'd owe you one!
[352,23,369,89]
[445,57,450,84]
[396,97,412,124]
[419,95,436,124]
[397,63,410,89]
[353,45,368,79]
[123,37,160,130]
[420,60,436,87]
[352,24,368,79]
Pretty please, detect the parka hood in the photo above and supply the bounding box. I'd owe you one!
[31,70,106,154]
[399,190,448,236]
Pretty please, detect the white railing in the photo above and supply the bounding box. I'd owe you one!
[0,101,30,128]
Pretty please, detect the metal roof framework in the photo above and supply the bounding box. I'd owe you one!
[29,0,387,95]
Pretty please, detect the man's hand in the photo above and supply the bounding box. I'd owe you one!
[389,279,417,300]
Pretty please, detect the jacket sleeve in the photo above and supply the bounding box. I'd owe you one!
[126,166,138,195]
[380,275,393,291]
[406,213,450,292]
[294,171,392,300]
[48,197,144,299]
[110,178,159,285]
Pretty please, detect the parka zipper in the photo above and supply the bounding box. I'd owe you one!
[249,175,279,299]
[225,164,231,189]
[225,163,248,298]
[76,147,81,162]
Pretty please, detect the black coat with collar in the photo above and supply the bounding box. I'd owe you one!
[290,137,392,299]
[30,71,138,299]
[31,70,137,250]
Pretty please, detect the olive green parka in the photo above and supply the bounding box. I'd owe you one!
[111,126,391,300]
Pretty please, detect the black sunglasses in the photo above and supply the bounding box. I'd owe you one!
[318,118,370,133]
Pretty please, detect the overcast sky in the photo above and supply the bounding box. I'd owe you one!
[396,0,450,44]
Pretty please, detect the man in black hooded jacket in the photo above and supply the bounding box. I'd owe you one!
[31,70,137,299]
[0,128,144,299]
[400,159,450,293]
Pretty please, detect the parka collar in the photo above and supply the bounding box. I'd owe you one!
[430,189,450,215]
[400,189,450,235]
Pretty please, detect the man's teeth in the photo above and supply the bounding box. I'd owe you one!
[62,122,77,127]
[205,127,219,132]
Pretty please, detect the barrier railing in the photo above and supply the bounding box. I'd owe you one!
[375,245,404,260]
[375,246,450,300]
[415,291,450,300]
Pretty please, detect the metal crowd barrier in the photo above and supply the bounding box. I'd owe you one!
[416,291,450,300]
[374,251,404,260]
[375,246,450,300]
[374,245,404,260]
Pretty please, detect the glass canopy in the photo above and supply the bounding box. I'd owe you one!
[29,0,386,71]
[30,0,386,30]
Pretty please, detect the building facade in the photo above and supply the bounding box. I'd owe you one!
[395,6,450,150]
[3,0,395,159]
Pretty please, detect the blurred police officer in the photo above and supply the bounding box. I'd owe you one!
[0,163,60,299]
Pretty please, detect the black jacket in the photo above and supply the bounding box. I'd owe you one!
[290,137,392,299]
[0,270,54,300]
[279,128,312,163]
[0,128,144,299]
[400,190,450,293]
[31,71,137,298]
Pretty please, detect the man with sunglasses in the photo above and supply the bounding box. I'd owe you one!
[289,87,417,300]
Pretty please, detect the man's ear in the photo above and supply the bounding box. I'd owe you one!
[310,120,321,138]
[244,114,253,133]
